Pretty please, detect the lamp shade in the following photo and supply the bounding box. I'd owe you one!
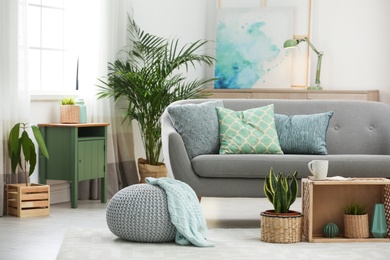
[283,39,298,48]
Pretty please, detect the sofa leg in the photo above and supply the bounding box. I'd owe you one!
[198,196,202,202]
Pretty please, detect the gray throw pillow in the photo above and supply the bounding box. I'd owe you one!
[167,100,224,159]
[274,111,334,155]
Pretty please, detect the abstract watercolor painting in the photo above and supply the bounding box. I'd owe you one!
[214,8,294,89]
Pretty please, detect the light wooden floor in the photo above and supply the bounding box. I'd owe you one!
[0,197,279,260]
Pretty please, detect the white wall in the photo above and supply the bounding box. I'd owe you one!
[311,0,390,103]
[30,0,390,191]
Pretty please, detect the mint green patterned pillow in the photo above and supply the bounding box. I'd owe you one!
[216,105,283,154]
[274,111,334,154]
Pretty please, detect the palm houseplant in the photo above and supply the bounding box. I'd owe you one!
[6,123,50,217]
[261,167,302,243]
[343,203,369,238]
[97,17,215,182]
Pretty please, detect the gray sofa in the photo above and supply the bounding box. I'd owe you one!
[161,99,390,198]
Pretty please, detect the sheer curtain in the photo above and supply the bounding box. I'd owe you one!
[0,0,29,216]
[1,0,138,215]
[75,0,139,200]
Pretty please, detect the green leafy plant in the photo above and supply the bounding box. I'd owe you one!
[264,167,299,213]
[8,123,49,186]
[60,97,76,105]
[97,16,215,166]
[344,203,367,215]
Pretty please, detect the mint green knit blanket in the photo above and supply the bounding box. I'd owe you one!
[146,177,214,247]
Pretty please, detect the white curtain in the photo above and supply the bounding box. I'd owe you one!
[0,0,29,216]
[1,0,138,215]
[75,0,139,199]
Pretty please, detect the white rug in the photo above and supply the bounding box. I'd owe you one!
[57,228,390,260]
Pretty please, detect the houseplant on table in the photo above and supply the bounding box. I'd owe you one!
[97,17,215,182]
[60,97,80,124]
[261,167,302,243]
[6,123,50,217]
[343,203,369,238]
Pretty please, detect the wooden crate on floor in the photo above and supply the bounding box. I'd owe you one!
[6,183,50,218]
[302,178,390,242]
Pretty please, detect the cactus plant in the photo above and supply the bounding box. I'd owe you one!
[263,167,299,213]
[323,222,339,238]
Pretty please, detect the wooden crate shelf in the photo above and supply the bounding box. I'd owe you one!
[6,183,50,218]
[302,178,390,242]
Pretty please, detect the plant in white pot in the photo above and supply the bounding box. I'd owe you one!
[261,167,302,243]
[6,123,50,217]
[97,17,215,182]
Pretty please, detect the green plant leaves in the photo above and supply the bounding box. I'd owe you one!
[32,125,49,159]
[96,16,216,165]
[263,167,299,213]
[7,123,49,177]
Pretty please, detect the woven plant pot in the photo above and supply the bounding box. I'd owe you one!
[260,210,303,243]
[60,105,80,124]
[138,158,168,183]
[344,214,369,238]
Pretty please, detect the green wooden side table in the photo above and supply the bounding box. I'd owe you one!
[38,123,109,208]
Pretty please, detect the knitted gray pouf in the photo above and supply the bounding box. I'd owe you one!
[106,184,176,242]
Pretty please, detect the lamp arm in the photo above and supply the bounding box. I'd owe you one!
[315,53,323,86]
[303,37,323,87]
[303,37,321,55]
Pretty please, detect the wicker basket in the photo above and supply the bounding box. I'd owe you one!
[60,105,80,124]
[260,211,303,243]
[344,214,369,238]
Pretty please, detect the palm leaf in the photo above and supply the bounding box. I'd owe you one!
[97,16,216,165]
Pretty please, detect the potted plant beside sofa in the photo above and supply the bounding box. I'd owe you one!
[6,123,50,217]
[261,168,302,243]
[97,17,215,182]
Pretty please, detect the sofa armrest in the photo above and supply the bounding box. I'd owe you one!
[161,110,200,183]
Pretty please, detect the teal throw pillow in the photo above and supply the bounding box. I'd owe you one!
[167,100,224,159]
[274,111,334,155]
[216,105,283,154]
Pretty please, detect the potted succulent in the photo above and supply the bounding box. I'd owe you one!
[6,123,50,217]
[261,167,302,243]
[343,203,369,238]
[60,97,80,123]
[97,17,215,182]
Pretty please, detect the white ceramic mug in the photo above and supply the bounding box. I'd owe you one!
[308,160,329,180]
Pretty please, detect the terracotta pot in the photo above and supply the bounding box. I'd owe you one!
[137,158,168,183]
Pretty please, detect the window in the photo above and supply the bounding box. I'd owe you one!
[28,0,78,93]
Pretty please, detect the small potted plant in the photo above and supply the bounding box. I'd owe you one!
[343,203,369,238]
[261,167,302,243]
[60,97,79,123]
[6,123,50,217]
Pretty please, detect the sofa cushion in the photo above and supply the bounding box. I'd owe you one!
[191,154,390,179]
[274,111,334,155]
[216,105,283,154]
[167,100,223,159]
